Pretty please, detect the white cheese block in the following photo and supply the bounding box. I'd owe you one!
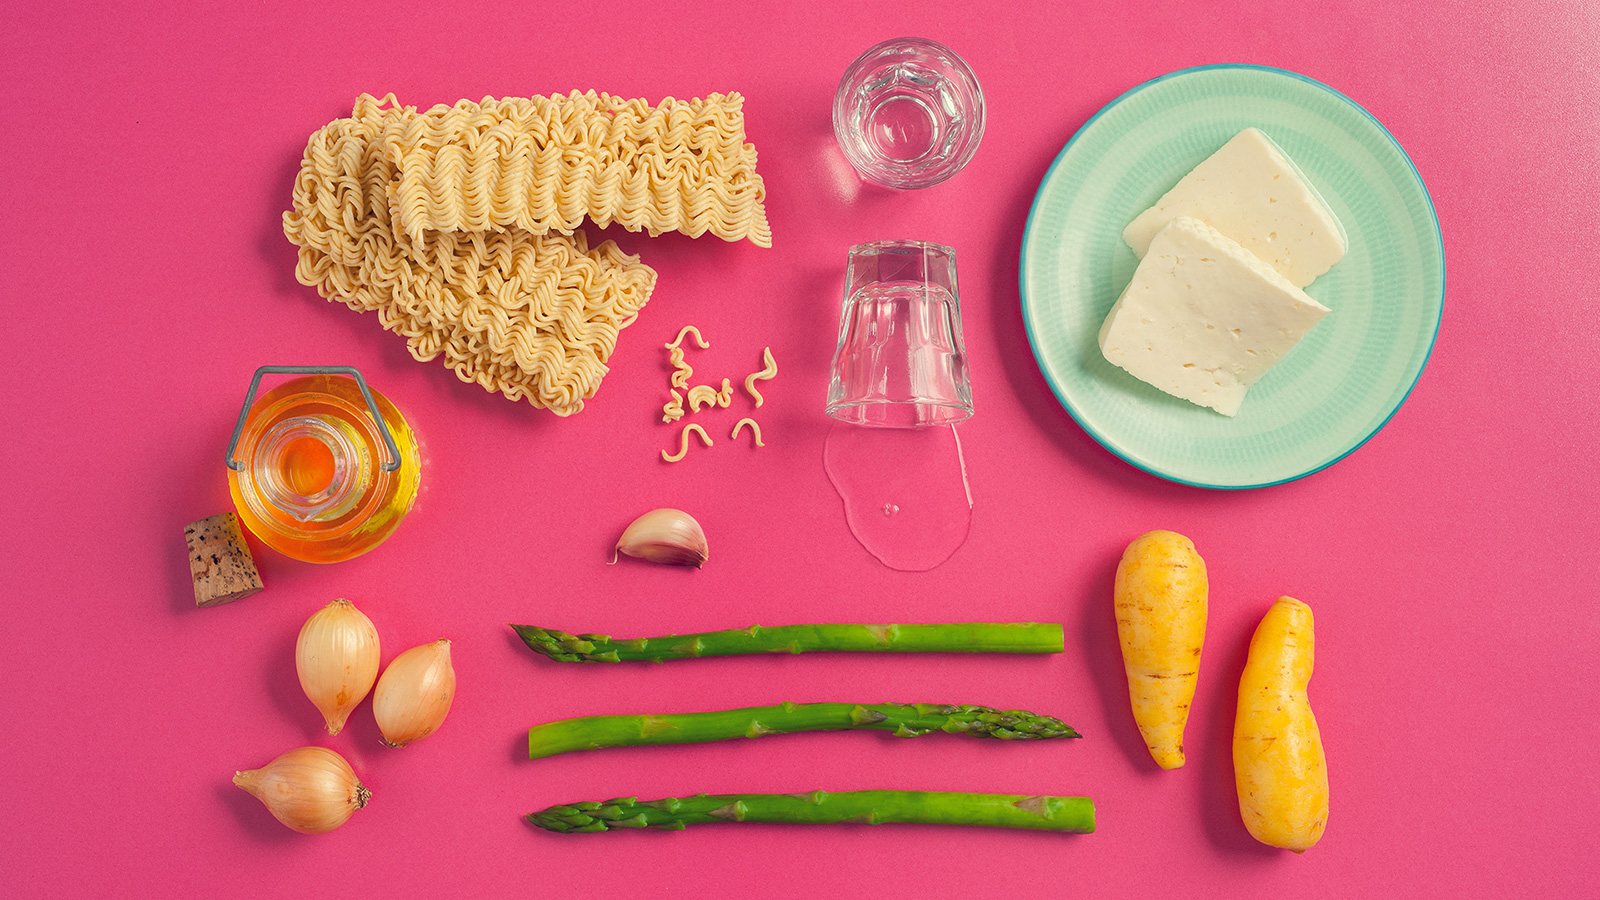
[1122,127,1346,288]
[1099,216,1331,416]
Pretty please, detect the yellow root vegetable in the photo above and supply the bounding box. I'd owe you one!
[1234,596,1329,852]
[1113,530,1208,769]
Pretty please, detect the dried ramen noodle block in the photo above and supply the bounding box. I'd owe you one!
[381,91,770,247]
[283,95,657,415]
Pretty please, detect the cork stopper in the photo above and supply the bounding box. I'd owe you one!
[186,512,264,607]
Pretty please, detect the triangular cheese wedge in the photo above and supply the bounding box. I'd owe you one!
[1122,128,1346,288]
[1100,216,1330,416]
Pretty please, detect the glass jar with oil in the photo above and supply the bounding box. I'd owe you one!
[227,367,420,563]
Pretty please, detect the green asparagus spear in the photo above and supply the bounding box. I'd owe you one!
[528,701,1081,759]
[528,790,1096,833]
[510,622,1064,663]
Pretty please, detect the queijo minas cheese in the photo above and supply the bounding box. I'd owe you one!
[1122,127,1346,289]
[1098,216,1330,417]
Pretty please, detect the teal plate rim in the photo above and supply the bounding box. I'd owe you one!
[1019,63,1445,490]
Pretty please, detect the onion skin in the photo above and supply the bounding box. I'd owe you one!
[373,639,456,748]
[296,598,381,736]
[233,746,370,834]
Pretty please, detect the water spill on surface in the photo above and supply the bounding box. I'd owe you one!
[823,423,972,571]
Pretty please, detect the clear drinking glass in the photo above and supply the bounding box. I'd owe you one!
[826,240,973,427]
[832,37,986,190]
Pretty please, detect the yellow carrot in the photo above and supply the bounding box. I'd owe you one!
[1113,530,1208,769]
[1234,596,1329,852]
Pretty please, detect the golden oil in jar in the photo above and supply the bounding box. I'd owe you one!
[228,373,419,563]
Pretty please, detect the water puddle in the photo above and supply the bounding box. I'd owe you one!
[823,423,972,571]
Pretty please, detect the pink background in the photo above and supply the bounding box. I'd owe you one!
[3,1,1596,896]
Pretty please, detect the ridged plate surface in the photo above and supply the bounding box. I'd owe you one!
[1020,64,1444,489]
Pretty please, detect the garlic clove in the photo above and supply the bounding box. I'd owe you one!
[613,508,709,567]
[295,598,381,736]
[373,639,457,748]
[234,745,370,834]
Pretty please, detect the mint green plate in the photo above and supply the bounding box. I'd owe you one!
[1020,65,1444,489]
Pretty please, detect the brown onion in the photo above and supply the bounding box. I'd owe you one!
[233,746,370,834]
[373,639,456,748]
[295,598,380,735]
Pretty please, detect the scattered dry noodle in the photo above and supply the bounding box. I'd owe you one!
[668,346,693,390]
[666,325,710,350]
[715,378,733,408]
[732,417,765,447]
[661,390,685,423]
[662,424,714,462]
[686,384,720,412]
[743,347,779,408]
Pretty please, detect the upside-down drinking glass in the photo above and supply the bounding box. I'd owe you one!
[826,240,973,427]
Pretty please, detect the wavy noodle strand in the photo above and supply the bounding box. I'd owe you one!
[686,384,720,412]
[661,423,714,462]
[731,417,765,447]
[742,346,779,408]
[666,325,710,350]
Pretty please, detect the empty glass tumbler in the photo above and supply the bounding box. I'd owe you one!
[826,240,974,427]
[832,37,986,190]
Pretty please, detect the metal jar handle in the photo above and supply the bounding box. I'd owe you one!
[225,366,403,472]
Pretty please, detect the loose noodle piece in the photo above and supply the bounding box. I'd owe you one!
[686,384,720,412]
[661,424,714,462]
[282,95,656,415]
[731,417,765,447]
[715,377,733,408]
[661,390,685,424]
[743,347,779,408]
[668,346,693,390]
[666,325,710,350]
[383,92,771,247]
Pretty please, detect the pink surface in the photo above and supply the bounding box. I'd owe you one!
[3,1,1596,896]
